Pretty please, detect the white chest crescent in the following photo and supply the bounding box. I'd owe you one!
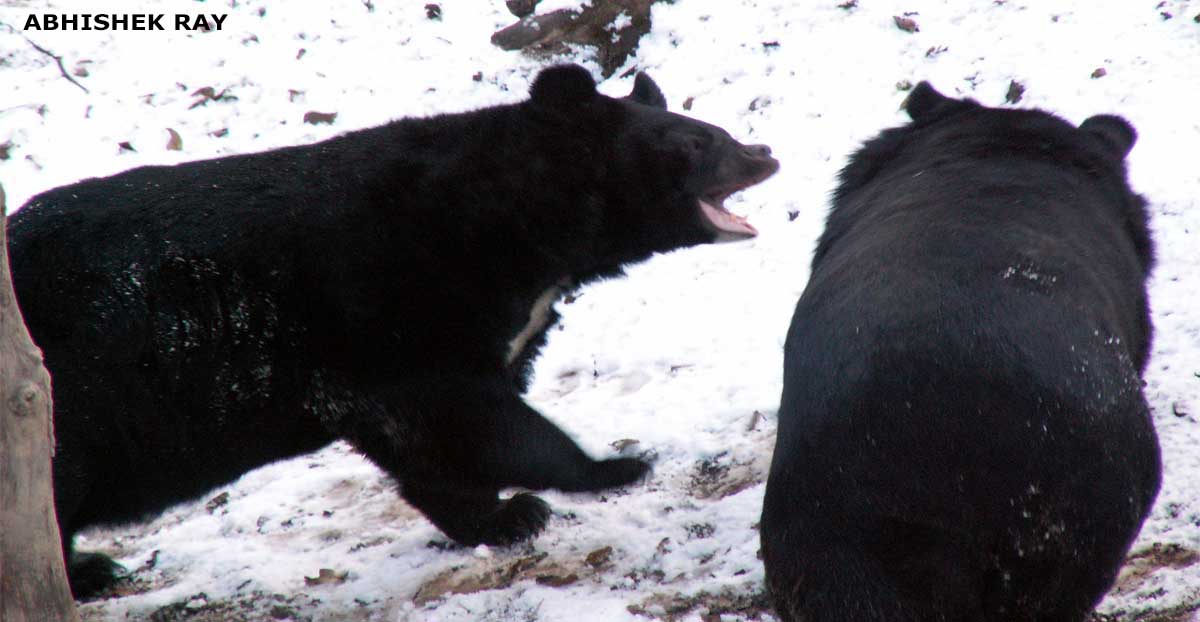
[505,283,566,365]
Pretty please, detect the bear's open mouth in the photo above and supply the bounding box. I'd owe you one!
[696,150,779,242]
[698,192,758,239]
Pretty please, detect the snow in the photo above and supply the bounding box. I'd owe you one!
[2,0,1199,620]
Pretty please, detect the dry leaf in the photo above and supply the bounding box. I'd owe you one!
[1005,79,1025,104]
[610,438,640,452]
[205,491,229,513]
[894,15,919,33]
[189,86,237,109]
[304,111,338,125]
[656,537,671,555]
[585,546,613,568]
[535,572,578,587]
[746,410,763,432]
[304,568,348,586]
[166,128,183,151]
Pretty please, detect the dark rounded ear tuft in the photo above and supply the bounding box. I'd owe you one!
[530,64,598,108]
[626,72,668,109]
[902,81,962,123]
[1079,114,1137,158]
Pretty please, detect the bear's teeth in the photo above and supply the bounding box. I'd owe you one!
[699,199,757,239]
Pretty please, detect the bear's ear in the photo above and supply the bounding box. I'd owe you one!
[902,81,966,123]
[626,72,667,109]
[530,64,598,108]
[1079,114,1137,158]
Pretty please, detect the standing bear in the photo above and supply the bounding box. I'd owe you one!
[761,83,1159,622]
[8,64,779,598]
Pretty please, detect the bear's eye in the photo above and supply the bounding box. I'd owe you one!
[677,133,710,156]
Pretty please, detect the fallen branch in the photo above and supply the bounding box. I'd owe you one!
[24,37,90,93]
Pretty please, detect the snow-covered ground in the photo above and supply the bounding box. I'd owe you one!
[2,1,1199,620]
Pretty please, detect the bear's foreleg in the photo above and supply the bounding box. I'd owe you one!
[315,372,648,545]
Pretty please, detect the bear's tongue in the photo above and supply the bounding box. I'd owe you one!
[699,198,758,239]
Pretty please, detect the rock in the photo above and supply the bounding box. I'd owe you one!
[506,0,540,17]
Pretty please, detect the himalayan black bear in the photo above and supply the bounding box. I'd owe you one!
[8,63,779,597]
[761,82,1159,622]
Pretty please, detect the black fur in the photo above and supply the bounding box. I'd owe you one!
[761,82,1159,622]
[9,64,779,598]
[628,72,668,110]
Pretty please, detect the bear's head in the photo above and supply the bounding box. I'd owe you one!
[526,64,779,262]
[830,81,1152,274]
[838,81,1142,200]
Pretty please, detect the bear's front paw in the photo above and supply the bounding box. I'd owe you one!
[586,457,651,490]
[478,492,552,545]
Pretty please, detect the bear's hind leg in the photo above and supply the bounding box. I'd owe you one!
[67,551,126,599]
[56,467,126,598]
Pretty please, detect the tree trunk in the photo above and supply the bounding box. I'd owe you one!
[0,184,79,622]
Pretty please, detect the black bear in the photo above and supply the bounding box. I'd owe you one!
[8,64,779,598]
[761,83,1159,622]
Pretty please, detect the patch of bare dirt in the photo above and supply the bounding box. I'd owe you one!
[687,451,765,501]
[1089,599,1200,622]
[627,589,773,622]
[81,591,321,622]
[1087,543,1200,622]
[412,545,617,605]
[490,0,663,77]
[1112,543,1200,596]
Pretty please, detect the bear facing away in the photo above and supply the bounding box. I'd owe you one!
[761,83,1159,622]
[8,64,779,598]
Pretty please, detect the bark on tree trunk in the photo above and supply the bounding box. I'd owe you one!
[0,184,79,622]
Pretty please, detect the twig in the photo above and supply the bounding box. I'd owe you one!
[24,37,90,93]
[0,103,46,116]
